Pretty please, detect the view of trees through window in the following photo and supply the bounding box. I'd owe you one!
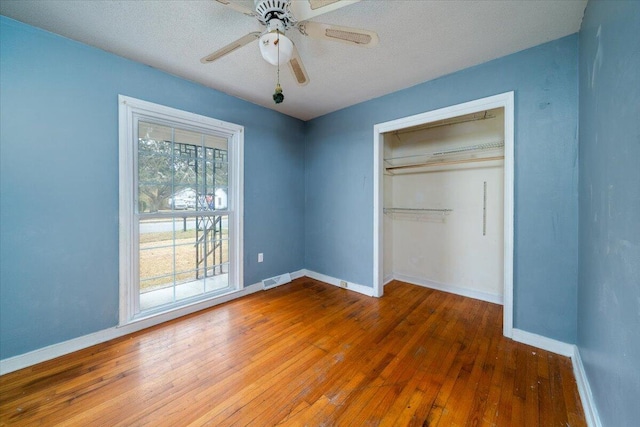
[136,122,231,311]
[137,132,228,213]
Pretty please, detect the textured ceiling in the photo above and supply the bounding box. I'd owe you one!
[0,0,587,121]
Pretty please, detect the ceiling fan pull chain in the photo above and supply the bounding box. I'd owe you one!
[273,31,285,104]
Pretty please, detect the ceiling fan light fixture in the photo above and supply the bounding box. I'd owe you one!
[259,31,293,65]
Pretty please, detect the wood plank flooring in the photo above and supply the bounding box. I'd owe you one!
[0,278,586,426]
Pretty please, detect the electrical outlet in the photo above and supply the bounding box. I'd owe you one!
[340,280,348,288]
[258,253,263,263]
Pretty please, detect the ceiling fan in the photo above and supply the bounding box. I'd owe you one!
[201,0,379,102]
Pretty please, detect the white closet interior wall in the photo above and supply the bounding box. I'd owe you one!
[383,108,505,302]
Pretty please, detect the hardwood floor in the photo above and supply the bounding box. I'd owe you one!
[0,278,586,426]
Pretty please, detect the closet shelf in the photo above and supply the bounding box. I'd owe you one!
[385,140,504,173]
[384,207,453,216]
[394,110,497,135]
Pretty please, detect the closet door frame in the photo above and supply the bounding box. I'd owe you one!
[372,91,515,338]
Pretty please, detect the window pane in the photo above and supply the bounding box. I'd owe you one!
[204,134,227,152]
[138,213,230,311]
[198,215,229,294]
[139,218,177,306]
[138,185,171,213]
[171,186,195,211]
[135,119,233,314]
[138,135,173,213]
[139,122,171,144]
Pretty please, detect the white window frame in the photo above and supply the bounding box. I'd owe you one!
[118,95,244,326]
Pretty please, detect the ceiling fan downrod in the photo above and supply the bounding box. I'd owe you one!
[255,0,295,28]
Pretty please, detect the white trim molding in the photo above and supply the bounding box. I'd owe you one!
[373,91,515,337]
[289,269,306,280]
[572,346,603,427]
[393,273,503,305]
[511,328,574,357]
[303,270,375,297]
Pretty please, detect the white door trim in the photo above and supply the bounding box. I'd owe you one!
[373,92,515,338]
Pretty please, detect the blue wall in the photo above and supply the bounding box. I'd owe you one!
[0,17,306,359]
[0,16,587,359]
[578,1,640,425]
[304,35,579,343]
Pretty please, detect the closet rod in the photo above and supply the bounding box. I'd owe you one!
[384,208,453,214]
[385,155,504,171]
[431,140,504,156]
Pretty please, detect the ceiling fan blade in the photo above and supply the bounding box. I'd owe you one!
[290,0,361,21]
[297,21,379,48]
[214,0,257,17]
[200,32,261,64]
[288,44,309,86]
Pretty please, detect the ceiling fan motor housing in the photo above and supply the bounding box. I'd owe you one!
[255,0,295,28]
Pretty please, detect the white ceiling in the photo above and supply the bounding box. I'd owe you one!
[0,0,587,121]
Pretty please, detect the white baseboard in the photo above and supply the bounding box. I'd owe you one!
[0,279,274,376]
[511,328,574,357]
[393,273,503,305]
[302,269,375,297]
[289,269,306,280]
[383,274,394,286]
[572,345,602,427]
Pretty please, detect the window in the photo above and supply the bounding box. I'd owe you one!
[119,96,243,324]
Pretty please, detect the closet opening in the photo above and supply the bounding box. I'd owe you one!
[373,92,514,338]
